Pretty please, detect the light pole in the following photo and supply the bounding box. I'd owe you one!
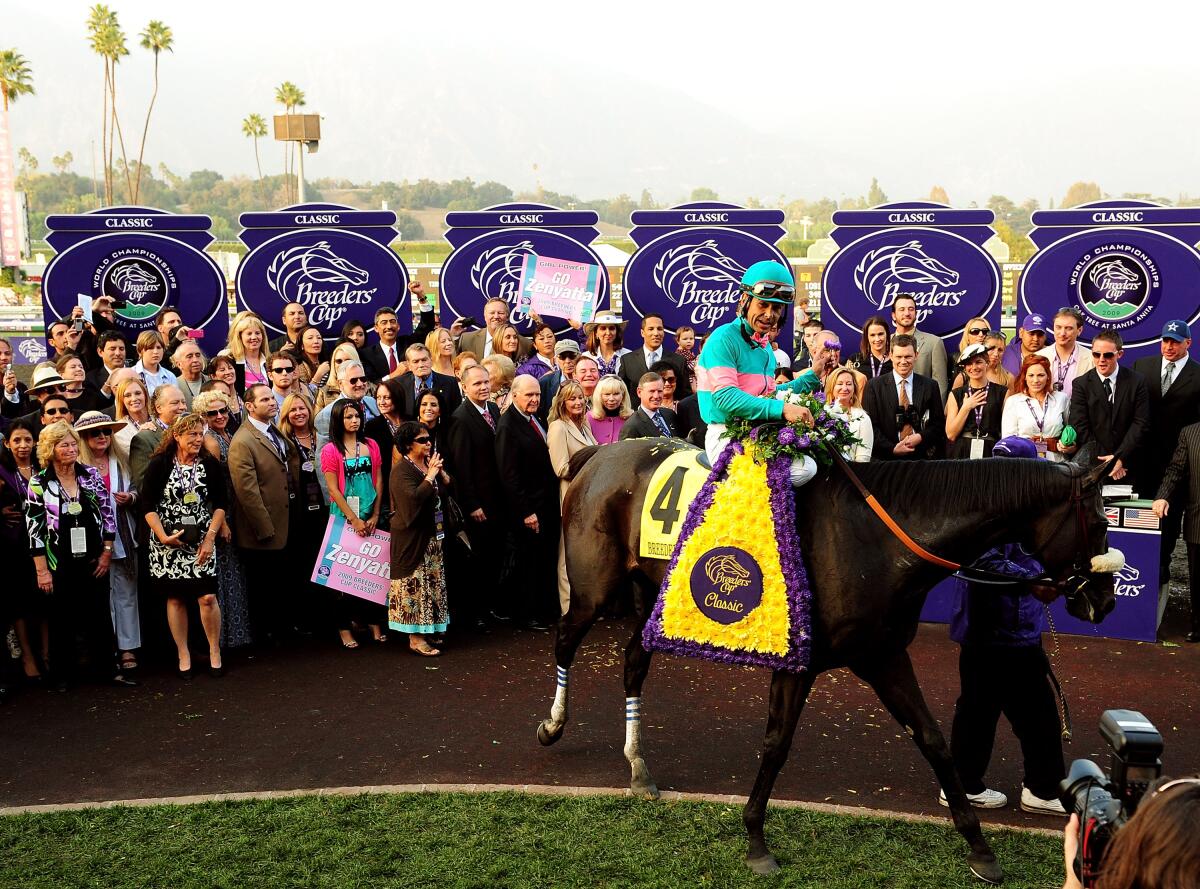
[274,114,321,205]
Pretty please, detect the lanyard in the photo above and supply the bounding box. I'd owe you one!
[1025,396,1047,433]
[969,384,989,430]
[1054,353,1076,389]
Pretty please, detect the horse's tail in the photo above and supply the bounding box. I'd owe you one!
[566,445,602,480]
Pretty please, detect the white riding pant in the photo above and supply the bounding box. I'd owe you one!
[705,424,816,488]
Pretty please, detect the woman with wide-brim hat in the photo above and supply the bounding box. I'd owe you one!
[75,411,141,671]
[582,312,630,378]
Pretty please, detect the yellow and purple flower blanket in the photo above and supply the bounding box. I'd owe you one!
[642,440,813,672]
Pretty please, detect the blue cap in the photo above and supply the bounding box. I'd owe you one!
[993,436,1038,459]
[1020,313,1049,333]
[1162,320,1191,342]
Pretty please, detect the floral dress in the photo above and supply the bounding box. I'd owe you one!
[142,455,226,599]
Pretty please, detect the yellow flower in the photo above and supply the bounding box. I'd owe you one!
[660,449,792,655]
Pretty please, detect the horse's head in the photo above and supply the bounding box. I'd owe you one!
[1027,442,1119,623]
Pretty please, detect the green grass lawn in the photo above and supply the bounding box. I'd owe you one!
[1,792,1062,888]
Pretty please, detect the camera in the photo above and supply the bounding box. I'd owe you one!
[110,298,128,309]
[895,405,923,433]
[457,316,478,329]
[1060,709,1163,887]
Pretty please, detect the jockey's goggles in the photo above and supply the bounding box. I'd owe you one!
[741,281,795,304]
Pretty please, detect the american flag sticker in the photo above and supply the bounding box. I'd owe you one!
[1123,508,1160,530]
[1104,507,1120,526]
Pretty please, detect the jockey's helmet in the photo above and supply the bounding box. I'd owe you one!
[740,260,795,305]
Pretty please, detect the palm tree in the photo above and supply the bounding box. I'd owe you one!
[99,20,133,203]
[133,20,172,203]
[274,81,305,203]
[0,49,35,111]
[87,5,116,203]
[242,113,268,203]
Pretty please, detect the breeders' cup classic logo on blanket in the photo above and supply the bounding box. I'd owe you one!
[1072,248,1157,324]
[689,546,764,625]
[95,249,175,321]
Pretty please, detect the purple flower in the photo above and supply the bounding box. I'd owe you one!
[814,391,826,403]
[796,434,812,449]
[749,426,763,441]
[778,427,797,447]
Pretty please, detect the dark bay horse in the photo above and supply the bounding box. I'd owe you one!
[536,438,1119,883]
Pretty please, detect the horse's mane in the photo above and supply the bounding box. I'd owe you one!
[846,458,1076,514]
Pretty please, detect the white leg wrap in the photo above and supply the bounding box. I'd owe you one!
[548,665,569,730]
[624,696,642,762]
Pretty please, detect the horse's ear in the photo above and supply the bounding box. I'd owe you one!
[1069,441,1098,472]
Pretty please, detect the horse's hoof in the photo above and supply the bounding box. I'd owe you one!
[745,854,780,876]
[967,852,1003,885]
[627,782,660,801]
[536,721,563,747]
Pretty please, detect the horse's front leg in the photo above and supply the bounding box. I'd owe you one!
[623,614,658,799]
[852,650,1004,886]
[743,669,816,875]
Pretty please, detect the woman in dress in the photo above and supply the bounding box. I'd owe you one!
[482,355,516,413]
[204,355,245,420]
[946,344,1006,459]
[847,315,892,380]
[491,323,526,366]
[824,366,874,463]
[582,312,630,377]
[141,413,228,679]
[226,310,270,393]
[112,376,153,462]
[547,381,598,615]
[389,420,450,657]
[75,411,141,673]
[588,376,633,445]
[1001,355,1074,462]
[290,324,331,391]
[516,323,557,380]
[26,421,130,689]
[425,327,457,378]
[278,391,329,639]
[1,419,43,684]
[320,399,386,646]
[364,380,403,521]
[194,390,252,648]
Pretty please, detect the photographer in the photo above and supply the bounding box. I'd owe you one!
[1061,776,1200,889]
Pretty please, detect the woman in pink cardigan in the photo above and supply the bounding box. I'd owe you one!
[587,376,634,445]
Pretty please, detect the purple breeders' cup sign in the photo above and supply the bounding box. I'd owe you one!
[689,545,764,625]
[41,207,229,345]
[440,204,611,336]
[822,203,1001,355]
[1020,201,1200,362]
[311,514,391,605]
[517,254,601,323]
[236,204,410,343]
[623,203,790,351]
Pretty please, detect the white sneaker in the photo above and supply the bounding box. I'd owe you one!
[1020,787,1067,815]
[938,787,1008,809]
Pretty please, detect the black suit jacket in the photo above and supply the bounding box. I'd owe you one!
[862,371,945,460]
[360,310,438,382]
[393,370,463,420]
[674,394,707,447]
[1132,354,1200,485]
[1070,367,1150,487]
[1156,422,1200,544]
[619,407,680,440]
[445,400,504,518]
[619,348,693,401]
[495,408,558,518]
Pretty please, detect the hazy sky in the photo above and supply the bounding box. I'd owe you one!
[7,0,1200,207]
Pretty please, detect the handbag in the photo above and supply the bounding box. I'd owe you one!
[442,494,472,551]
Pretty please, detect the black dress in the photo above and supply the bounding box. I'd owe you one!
[364,415,400,519]
[947,383,1006,459]
[141,453,228,599]
[847,351,893,380]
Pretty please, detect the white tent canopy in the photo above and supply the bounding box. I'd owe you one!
[592,242,631,268]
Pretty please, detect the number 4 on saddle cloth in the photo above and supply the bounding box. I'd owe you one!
[640,441,814,673]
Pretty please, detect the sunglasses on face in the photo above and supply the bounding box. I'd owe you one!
[204,408,229,418]
[986,346,1004,353]
[1092,351,1118,360]
[967,327,990,337]
[746,281,796,299]
[347,376,367,385]
[83,429,111,438]
[271,366,294,374]
[413,436,431,444]
[44,407,70,416]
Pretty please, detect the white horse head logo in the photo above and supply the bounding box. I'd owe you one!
[1087,259,1142,304]
[266,241,370,299]
[470,241,536,299]
[853,240,960,304]
[652,239,746,304]
[109,263,160,301]
[18,338,46,363]
[1114,563,1140,583]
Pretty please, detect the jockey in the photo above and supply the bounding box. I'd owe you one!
[697,260,822,487]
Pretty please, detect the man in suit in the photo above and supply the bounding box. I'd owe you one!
[1069,328,1150,492]
[619,313,692,401]
[86,331,128,392]
[862,334,946,460]
[1134,320,1200,577]
[620,372,679,439]
[228,383,300,644]
[267,302,308,354]
[1153,421,1200,642]
[538,341,581,423]
[393,343,462,420]
[495,374,559,630]
[446,363,506,630]
[892,294,949,401]
[359,281,439,382]
[458,297,532,361]
[674,392,707,447]
[129,384,188,487]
